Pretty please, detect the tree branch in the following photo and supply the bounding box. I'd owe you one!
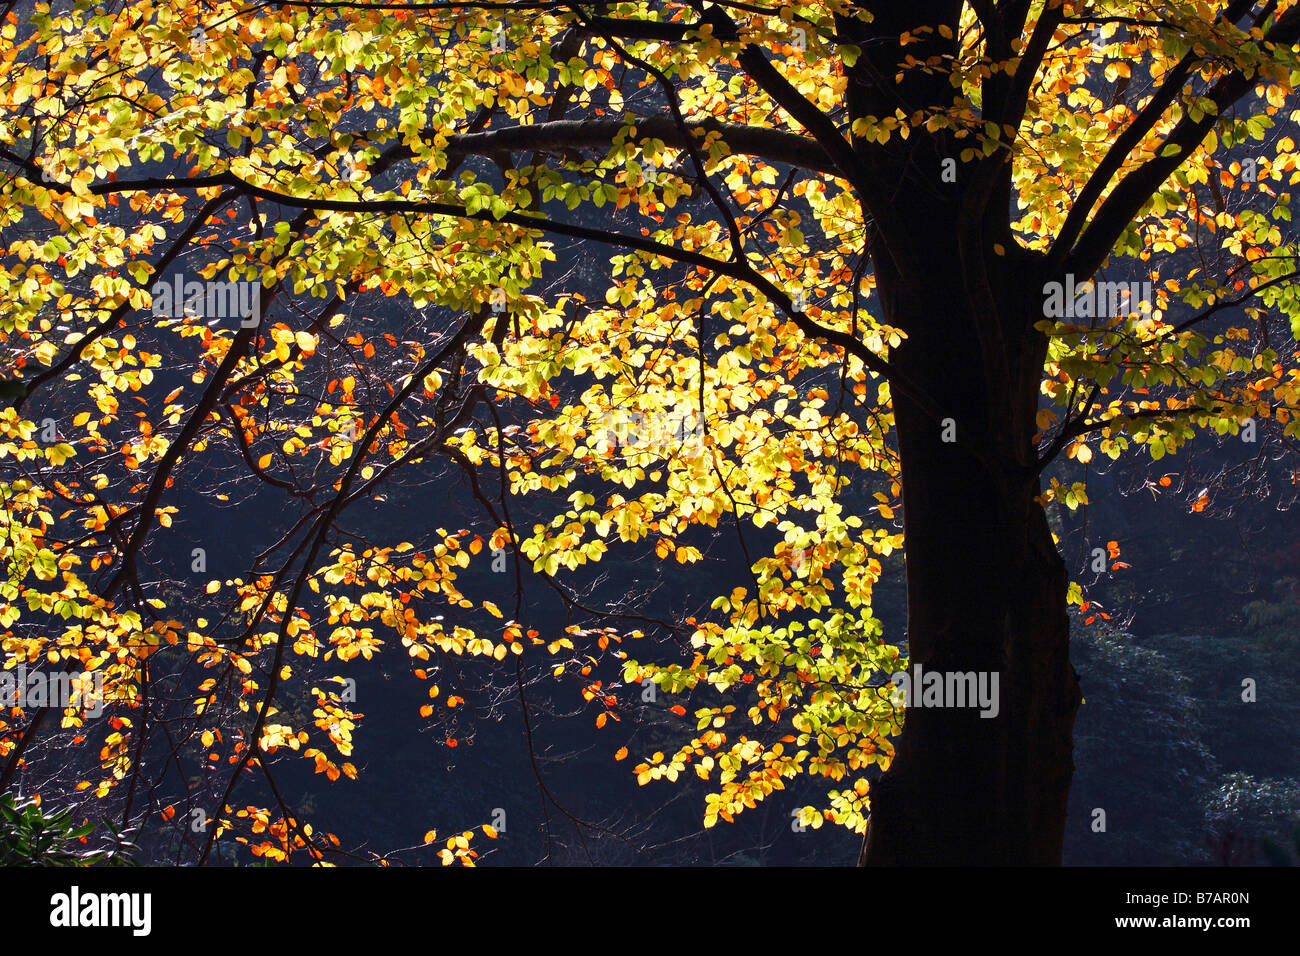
[1059,3,1298,281]
[435,115,838,175]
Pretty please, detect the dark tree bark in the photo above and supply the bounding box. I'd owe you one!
[857,201,1082,865]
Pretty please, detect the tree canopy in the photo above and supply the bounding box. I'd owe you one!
[1,0,1299,864]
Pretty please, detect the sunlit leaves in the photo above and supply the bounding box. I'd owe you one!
[1,0,1298,861]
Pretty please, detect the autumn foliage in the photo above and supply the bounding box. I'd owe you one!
[1,0,1299,863]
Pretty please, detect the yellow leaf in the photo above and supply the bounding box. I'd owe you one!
[47,443,77,466]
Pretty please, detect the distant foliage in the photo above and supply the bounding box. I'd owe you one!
[0,793,137,866]
[1066,614,1215,865]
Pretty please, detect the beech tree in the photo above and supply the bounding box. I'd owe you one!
[1,0,1299,865]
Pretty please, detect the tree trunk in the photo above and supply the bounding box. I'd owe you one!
[859,230,1082,865]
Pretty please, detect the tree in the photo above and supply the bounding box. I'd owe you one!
[1,0,1298,865]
